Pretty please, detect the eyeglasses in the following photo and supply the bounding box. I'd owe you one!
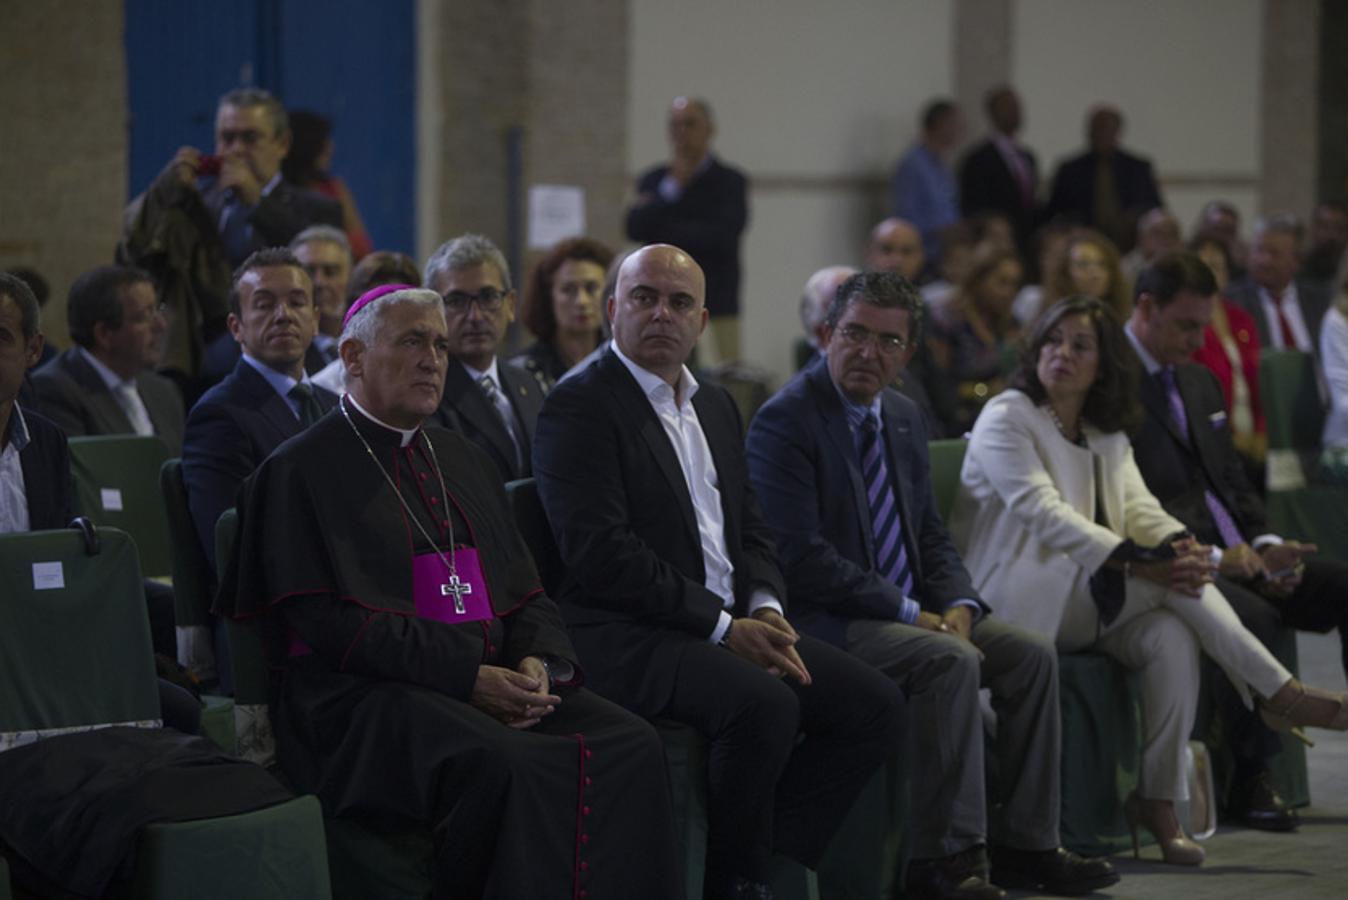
[837,323,909,355]
[443,287,507,314]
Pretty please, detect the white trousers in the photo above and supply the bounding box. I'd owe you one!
[1057,578,1291,800]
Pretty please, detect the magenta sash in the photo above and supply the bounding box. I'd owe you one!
[288,548,492,658]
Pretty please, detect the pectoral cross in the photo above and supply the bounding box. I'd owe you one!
[440,575,473,614]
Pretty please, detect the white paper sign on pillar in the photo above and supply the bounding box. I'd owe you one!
[528,185,586,250]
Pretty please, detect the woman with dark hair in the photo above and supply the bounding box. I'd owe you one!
[1041,229,1131,323]
[927,242,1024,434]
[513,237,613,393]
[950,297,1347,868]
[282,110,373,259]
[1190,236,1266,470]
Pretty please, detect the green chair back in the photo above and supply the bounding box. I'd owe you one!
[928,439,968,521]
[68,435,173,578]
[1259,349,1324,452]
[0,528,159,739]
[159,458,213,628]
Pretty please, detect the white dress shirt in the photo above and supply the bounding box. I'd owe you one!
[1257,282,1313,352]
[462,357,523,468]
[1320,305,1348,450]
[0,405,32,534]
[612,343,782,643]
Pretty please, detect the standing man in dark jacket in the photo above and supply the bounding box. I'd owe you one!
[627,97,748,364]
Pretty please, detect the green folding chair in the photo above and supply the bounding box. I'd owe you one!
[159,458,218,677]
[0,526,330,900]
[1260,349,1348,559]
[67,435,173,579]
[928,439,969,521]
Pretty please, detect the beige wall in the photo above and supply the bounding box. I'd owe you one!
[627,0,953,382]
[0,0,126,349]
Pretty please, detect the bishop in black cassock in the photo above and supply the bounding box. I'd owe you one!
[217,285,680,899]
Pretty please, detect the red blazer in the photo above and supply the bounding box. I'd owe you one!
[1192,299,1264,436]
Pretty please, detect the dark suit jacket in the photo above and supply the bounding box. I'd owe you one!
[182,358,336,568]
[1043,148,1162,234]
[746,358,983,645]
[1226,275,1332,355]
[200,178,342,268]
[958,138,1039,251]
[534,350,785,708]
[14,407,72,531]
[198,332,330,389]
[1130,356,1266,545]
[29,347,185,455]
[625,156,749,318]
[433,359,543,483]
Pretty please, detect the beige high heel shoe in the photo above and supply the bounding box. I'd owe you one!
[1260,679,1348,747]
[1123,792,1205,866]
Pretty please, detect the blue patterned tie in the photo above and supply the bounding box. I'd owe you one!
[860,413,913,594]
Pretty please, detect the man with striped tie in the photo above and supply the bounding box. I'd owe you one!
[747,271,1117,900]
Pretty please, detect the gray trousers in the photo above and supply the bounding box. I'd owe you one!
[845,616,1061,859]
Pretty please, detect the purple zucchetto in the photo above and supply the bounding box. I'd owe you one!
[342,283,418,330]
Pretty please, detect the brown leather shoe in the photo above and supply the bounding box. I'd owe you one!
[906,846,1007,900]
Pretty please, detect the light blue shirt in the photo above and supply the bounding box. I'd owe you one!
[832,380,981,625]
[240,353,312,420]
[0,404,32,534]
[890,143,959,266]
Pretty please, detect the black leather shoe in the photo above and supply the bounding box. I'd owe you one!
[990,846,1120,896]
[906,846,1006,900]
[1229,770,1299,832]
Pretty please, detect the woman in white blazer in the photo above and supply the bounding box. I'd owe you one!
[950,297,1347,867]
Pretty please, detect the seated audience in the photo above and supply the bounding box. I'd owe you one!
[534,244,906,899]
[865,218,927,284]
[513,236,613,394]
[1012,220,1074,326]
[1227,214,1331,358]
[310,249,422,395]
[1193,199,1248,276]
[747,271,1118,899]
[1189,237,1266,472]
[6,267,56,370]
[183,248,335,571]
[1040,228,1131,322]
[281,110,373,259]
[920,221,977,310]
[1301,200,1348,284]
[291,225,353,365]
[890,99,963,271]
[1120,208,1182,286]
[950,296,1347,867]
[0,272,198,733]
[217,285,679,899]
[119,88,341,377]
[927,244,1024,435]
[1321,289,1348,478]
[31,265,183,454]
[1126,255,1348,830]
[426,234,543,483]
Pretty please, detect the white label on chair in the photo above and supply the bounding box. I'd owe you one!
[32,562,65,590]
[100,488,124,511]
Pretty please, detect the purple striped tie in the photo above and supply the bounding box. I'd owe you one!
[1160,366,1245,548]
[860,414,913,594]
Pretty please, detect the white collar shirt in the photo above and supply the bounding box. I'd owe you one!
[611,343,781,643]
[78,346,155,437]
[0,405,32,534]
[1257,282,1313,352]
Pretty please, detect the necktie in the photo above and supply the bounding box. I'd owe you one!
[218,195,254,265]
[289,382,325,427]
[1093,155,1121,241]
[1272,291,1298,350]
[477,374,523,470]
[859,414,913,594]
[113,382,155,437]
[1159,367,1245,548]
